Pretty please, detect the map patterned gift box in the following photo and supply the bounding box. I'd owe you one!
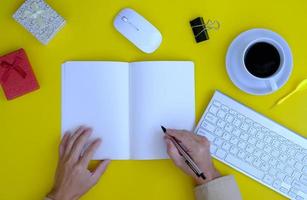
[13,0,66,44]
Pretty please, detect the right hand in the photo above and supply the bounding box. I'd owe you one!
[164,129,220,185]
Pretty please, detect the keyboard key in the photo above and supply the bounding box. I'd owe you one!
[248,137,257,145]
[292,171,302,180]
[246,145,255,154]
[230,147,239,155]
[284,166,294,176]
[254,149,262,157]
[199,131,215,142]
[221,105,229,112]
[238,151,246,159]
[229,109,237,115]
[230,137,239,145]
[303,156,307,164]
[289,188,300,196]
[271,150,280,157]
[288,191,296,198]
[232,129,241,137]
[280,187,289,194]
[216,149,227,159]
[292,180,307,193]
[279,154,288,162]
[217,110,226,119]
[300,174,307,185]
[238,141,247,149]
[245,154,255,164]
[225,124,234,133]
[269,167,277,176]
[256,141,265,149]
[273,179,281,189]
[253,123,262,129]
[287,158,296,166]
[239,133,249,141]
[241,123,250,131]
[264,136,273,144]
[209,105,219,115]
[237,114,245,121]
[225,114,234,123]
[268,157,278,166]
[217,120,226,128]
[279,144,288,152]
[284,176,293,185]
[248,127,257,136]
[256,132,265,140]
[261,154,270,162]
[214,138,224,147]
[276,172,286,180]
[263,146,272,153]
[205,113,218,124]
[260,162,270,171]
[277,162,286,170]
[245,118,253,124]
[215,128,224,136]
[210,144,217,154]
[201,122,216,133]
[222,132,231,140]
[225,154,265,179]
[253,158,262,168]
[213,101,221,107]
[263,175,274,185]
[295,152,305,161]
[222,142,231,151]
[288,148,298,157]
[296,196,304,200]
[233,119,242,127]
[272,140,281,148]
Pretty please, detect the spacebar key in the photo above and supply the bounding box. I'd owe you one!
[225,154,265,179]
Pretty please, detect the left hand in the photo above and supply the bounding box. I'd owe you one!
[47,126,111,200]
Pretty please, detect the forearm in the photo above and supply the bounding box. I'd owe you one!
[195,175,242,200]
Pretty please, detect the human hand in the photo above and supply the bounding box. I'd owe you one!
[164,129,220,185]
[47,126,111,200]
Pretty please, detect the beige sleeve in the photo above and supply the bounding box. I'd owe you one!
[194,175,242,200]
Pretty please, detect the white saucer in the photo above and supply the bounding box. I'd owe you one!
[226,29,293,95]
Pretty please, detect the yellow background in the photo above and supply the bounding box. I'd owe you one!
[1,0,307,199]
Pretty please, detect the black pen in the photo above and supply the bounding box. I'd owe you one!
[161,126,206,180]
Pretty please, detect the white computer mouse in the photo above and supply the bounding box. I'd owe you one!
[113,8,162,54]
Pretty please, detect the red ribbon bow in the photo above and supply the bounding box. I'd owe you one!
[0,57,27,84]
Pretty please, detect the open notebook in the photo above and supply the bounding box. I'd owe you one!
[62,61,195,160]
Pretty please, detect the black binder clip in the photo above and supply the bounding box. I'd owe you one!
[190,17,220,43]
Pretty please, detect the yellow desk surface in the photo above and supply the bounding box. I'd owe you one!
[1,0,307,199]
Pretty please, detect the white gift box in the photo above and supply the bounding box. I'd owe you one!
[13,0,66,45]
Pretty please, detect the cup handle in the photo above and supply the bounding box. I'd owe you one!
[268,79,278,91]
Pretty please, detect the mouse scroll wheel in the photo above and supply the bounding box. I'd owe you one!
[121,16,128,22]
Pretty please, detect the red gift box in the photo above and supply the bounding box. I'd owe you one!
[0,49,39,100]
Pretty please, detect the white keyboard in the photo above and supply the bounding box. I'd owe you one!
[195,91,307,200]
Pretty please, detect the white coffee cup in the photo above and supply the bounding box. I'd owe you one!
[241,38,285,91]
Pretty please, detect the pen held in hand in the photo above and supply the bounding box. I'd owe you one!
[161,126,206,180]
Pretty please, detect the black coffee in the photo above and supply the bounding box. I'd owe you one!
[244,42,280,78]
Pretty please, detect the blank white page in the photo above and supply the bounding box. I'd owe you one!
[62,61,130,160]
[130,61,195,160]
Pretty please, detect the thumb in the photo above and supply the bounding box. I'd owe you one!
[91,159,111,183]
[165,138,183,167]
